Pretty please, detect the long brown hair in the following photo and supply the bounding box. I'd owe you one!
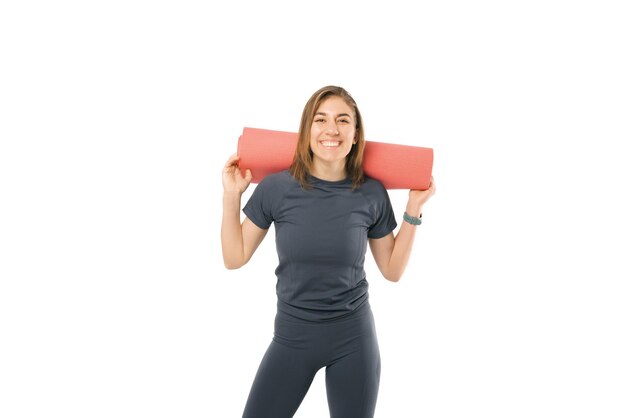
[289,86,366,190]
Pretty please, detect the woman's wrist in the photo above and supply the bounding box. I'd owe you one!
[403,211,422,225]
[223,190,243,199]
[404,204,423,218]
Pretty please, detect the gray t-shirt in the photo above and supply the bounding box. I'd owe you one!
[243,170,397,321]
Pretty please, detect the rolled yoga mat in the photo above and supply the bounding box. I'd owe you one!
[237,127,434,190]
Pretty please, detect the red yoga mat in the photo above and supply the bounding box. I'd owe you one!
[237,127,434,190]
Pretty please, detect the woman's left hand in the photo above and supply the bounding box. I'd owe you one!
[406,176,436,216]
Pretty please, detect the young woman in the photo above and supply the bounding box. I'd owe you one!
[222,85,436,418]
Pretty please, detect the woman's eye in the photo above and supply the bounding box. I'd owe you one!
[339,119,349,124]
[314,119,325,123]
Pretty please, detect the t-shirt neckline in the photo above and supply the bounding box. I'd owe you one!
[307,174,351,186]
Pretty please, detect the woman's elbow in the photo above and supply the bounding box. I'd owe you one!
[223,255,246,270]
[384,274,402,283]
[382,269,403,282]
[224,261,242,270]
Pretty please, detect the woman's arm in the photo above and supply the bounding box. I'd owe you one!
[221,154,268,269]
[369,177,436,282]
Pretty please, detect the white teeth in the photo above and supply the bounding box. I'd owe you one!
[321,141,339,147]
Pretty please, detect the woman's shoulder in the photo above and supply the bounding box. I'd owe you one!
[256,169,296,190]
[360,175,387,194]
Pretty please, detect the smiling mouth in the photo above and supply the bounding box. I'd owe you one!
[320,140,341,148]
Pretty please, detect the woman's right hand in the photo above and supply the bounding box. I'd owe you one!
[222,153,253,195]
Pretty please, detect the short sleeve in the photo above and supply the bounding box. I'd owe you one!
[242,177,277,229]
[367,187,397,239]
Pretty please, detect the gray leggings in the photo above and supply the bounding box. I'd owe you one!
[242,303,381,418]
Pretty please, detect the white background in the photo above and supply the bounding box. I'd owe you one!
[1,1,625,417]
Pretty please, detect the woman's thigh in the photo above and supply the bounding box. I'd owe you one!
[324,310,381,418]
[242,340,319,418]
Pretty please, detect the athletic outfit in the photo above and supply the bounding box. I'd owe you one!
[241,170,397,418]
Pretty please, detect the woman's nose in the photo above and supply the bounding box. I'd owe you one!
[326,123,339,135]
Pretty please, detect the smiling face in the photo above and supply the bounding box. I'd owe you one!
[309,96,357,168]
[289,85,366,189]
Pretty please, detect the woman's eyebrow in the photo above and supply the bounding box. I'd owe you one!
[314,112,352,118]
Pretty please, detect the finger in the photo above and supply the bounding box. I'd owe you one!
[244,169,253,182]
[224,153,240,168]
[223,162,238,174]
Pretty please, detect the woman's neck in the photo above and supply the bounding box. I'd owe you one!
[310,159,347,181]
